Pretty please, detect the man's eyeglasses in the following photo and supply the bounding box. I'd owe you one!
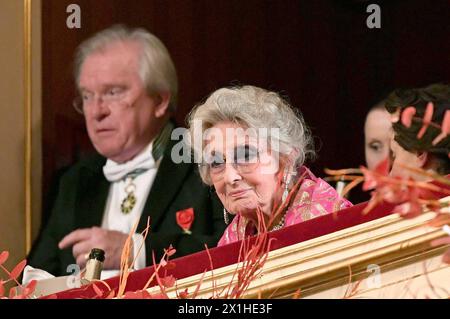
[201,145,261,180]
[72,86,127,114]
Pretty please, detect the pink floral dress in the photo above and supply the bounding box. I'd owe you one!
[218,166,353,246]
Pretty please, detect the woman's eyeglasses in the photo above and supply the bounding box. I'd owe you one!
[201,145,260,179]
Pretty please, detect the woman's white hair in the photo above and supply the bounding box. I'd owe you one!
[74,24,178,111]
[187,85,315,184]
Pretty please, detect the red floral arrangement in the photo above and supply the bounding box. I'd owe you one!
[0,251,36,299]
[326,102,450,267]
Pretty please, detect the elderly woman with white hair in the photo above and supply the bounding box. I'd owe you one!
[187,85,352,246]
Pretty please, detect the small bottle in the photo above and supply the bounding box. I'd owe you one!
[82,248,105,283]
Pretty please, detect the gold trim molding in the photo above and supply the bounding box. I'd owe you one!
[149,198,450,298]
[24,0,32,254]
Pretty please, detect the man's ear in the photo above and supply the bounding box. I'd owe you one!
[417,151,429,168]
[153,92,171,118]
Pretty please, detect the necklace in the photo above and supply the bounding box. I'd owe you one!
[271,213,286,231]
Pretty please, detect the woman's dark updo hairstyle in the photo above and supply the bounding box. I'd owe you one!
[385,83,450,175]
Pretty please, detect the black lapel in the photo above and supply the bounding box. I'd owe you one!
[74,155,110,229]
[138,138,192,232]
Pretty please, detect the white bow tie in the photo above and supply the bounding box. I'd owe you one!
[103,144,157,182]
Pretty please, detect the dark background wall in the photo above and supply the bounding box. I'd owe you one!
[41,0,449,223]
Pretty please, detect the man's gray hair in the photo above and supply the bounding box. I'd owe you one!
[187,85,316,185]
[74,24,178,112]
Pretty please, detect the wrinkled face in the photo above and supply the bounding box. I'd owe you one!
[205,122,283,222]
[389,137,423,179]
[79,41,163,163]
[364,109,392,170]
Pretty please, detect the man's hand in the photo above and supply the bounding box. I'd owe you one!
[58,227,131,270]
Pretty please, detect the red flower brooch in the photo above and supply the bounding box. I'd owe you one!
[176,208,194,234]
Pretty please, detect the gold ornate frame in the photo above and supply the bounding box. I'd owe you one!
[24,0,32,254]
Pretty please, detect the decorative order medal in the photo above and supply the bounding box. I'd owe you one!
[121,177,137,214]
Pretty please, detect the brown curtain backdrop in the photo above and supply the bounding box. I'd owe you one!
[41,0,449,223]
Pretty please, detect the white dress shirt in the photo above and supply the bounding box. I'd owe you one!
[100,142,161,279]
